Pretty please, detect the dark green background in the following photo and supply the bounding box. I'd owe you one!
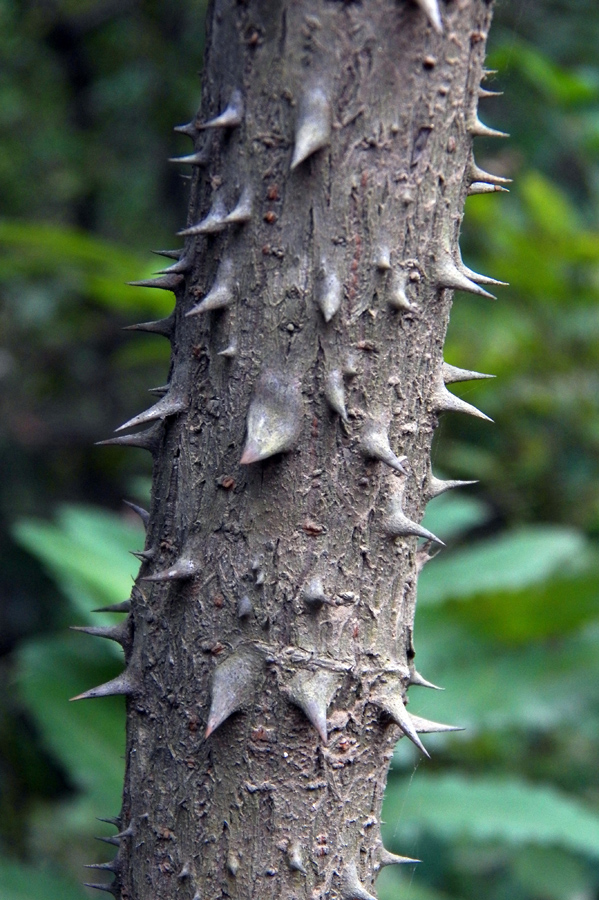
[2,2,599,898]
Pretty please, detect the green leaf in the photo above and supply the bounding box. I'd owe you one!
[15,634,125,818]
[383,774,599,858]
[12,505,143,620]
[0,856,86,900]
[418,526,589,607]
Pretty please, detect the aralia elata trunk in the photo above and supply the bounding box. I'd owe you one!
[74,2,506,898]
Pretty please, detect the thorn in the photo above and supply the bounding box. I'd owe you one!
[324,369,348,421]
[288,841,307,874]
[95,825,133,846]
[197,89,244,130]
[442,362,494,384]
[96,421,163,454]
[168,150,209,166]
[378,849,420,869]
[130,548,155,562]
[70,671,136,702]
[92,600,131,614]
[147,384,169,396]
[374,246,391,271]
[427,475,478,499]
[409,714,464,734]
[185,257,235,316]
[290,86,332,170]
[173,118,198,137]
[240,371,303,464]
[127,273,184,292]
[302,576,333,610]
[223,186,253,225]
[478,87,503,99]
[227,854,240,876]
[468,181,509,196]
[409,670,443,690]
[384,484,444,545]
[122,313,175,339]
[237,595,253,618]
[315,265,342,322]
[70,622,130,648]
[84,862,119,874]
[387,270,413,311]
[178,197,228,236]
[435,251,496,299]
[468,114,509,139]
[123,500,150,527]
[285,668,338,743]
[96,816,121,828]
[361,421,408,475]
[414,0,443,34]
[205,648,263,737]
[469,158,512,186]
[430,382,493,422]
[151,249,182,261]
[115,394,187,433]
[82,882,118,895]
[141,557,198,582]
[372,690,430,757]
[155,254,192,275]
[218,343,237,358]
[340,860,377,900]
[178,863,191,880]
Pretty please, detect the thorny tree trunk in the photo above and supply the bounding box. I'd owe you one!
[78,1,506,899]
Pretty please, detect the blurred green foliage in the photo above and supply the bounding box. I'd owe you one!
[1,0,599,899]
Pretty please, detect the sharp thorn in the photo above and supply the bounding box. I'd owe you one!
[141,557,198,582]
[414,0,443,34]
[197,89,243,130]
[122,313,175,339]
[127,274,184,291]
[205,648,263,737]
[70,671,135,702]
[115,395,187,433]
[70,622,130,647]
[409,670,444,690]
[468,181,509,196]
[92,601,131,614]
[123,500,149,527]
[290,85,332,170]
[442,362,494,384]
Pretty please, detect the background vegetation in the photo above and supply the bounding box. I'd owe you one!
[1,1,599,898]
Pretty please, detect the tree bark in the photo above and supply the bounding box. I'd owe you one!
[84,2,501,898]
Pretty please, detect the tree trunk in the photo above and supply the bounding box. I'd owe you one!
[83,1,502,898]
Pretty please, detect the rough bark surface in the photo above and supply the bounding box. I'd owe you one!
[83,2,500,899]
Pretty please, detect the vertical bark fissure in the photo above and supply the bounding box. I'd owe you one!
[84,2,500,899]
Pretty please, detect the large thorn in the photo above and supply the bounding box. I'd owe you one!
[427,475,478,499]
[468,114,509,139]
[115,394,187,433]
[155,253,192,275]
[130,548,155,562]
[361,420,408,475]
[82,882,118,895]
[468,158,512,186]
[430,381,493,423]
[302,576,334,611]
[377,849,420,869]
[197,89,243,130]
[288,841,307,874]
[127,273,183,292]
[413,0,443,33]
[92,600,131,614]
[95,825,134,846]
[96,421,163,454]
[186,258,235,316]
[409,669,443,690]
[291,86,332,170]
[387,269,413,311]
[205,648,263,737]
[410,714,464,734]
[168,150,209,166]
[223,186,253,225]
[70,671,136,702]
[123,500,149,527]
[151,249,182,260]
[468,181,509,196]
[70,622,130,648]
[442,362,494,384]
[141,557,198,582]
[340,860,377,900]
[285,668,338,744]
[84,862,119,874]
[178,197,228,236]
[315,264,342,322]
[324,368,348,422]
[384,485,444,545]
[123,313,175,339]
[372,690,430,757]
[434,250,496,299]
[240,371,303,464]
[455,245,508,287]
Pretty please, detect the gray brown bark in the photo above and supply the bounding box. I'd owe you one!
[86,2,499,898]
